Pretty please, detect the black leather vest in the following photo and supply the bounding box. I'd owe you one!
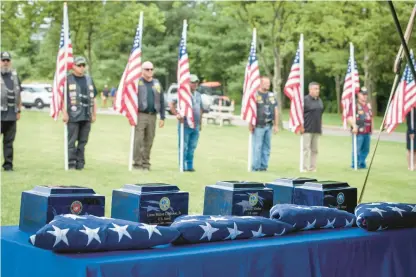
[67,74,94,122]
[256,92,276,126]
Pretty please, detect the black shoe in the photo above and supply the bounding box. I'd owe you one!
[3,167,13,172]
[185,169,195,172]
[259,168,267,171]
[76,167,84,171]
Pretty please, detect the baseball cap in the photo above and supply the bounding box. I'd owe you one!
[190,74,199,83]
[359,87,368,95]
[74,56,87,65]
[1,52,12,60]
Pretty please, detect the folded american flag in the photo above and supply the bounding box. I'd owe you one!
[171,215,293,245]
[355,202,416,231]
[270,204,356,231]
[29,215,180,252]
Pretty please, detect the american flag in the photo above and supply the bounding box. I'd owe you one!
[270,204,356,231]
[341,57,360,129]
[113,22,142,126]
[50,6,73,121]
[284,48,303,133]
[29,214,180,252]
[355,202,416,231]
[171,215,292,245]
[241,37,260,126]
[404,55,416,115]
[177,28,194,128]
[385,55,416,133]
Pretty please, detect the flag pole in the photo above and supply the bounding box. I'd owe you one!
[63,2,69,171]
[128,12,143,171]
[247,28,256,172]
[350,43,358,171]
[299,34,304,172]
[411,107,415,171]
[179,20,187,173]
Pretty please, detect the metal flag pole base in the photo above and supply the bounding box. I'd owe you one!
[180,122,184,172]
[248,132,252,172]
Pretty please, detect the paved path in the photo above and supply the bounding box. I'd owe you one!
[27,107,405,143]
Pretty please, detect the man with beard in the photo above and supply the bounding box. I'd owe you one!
[1,52,22,171]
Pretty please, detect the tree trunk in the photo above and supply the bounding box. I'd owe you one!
[87,25,93,75]
[273,46,283,128]
[335,75,341,114]
[363,47,377,116]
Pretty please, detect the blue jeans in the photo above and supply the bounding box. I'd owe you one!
[178,124,200,170]
[351,133,370,169]
[252,125,272,171]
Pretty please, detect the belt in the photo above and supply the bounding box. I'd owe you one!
[256,123,273,128]
[140,111,156,115]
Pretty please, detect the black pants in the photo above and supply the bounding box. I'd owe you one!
[68,121,91,169]
[1,121,17,170]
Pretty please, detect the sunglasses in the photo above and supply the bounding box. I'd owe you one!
[143,68,153,71]
[76,64,86,68]
[2,59,10,62]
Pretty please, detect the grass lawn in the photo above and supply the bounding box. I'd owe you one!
[1,111,414,226]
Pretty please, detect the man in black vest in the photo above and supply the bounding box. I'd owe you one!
[249,76,279,171]
[133,61,165,171]
[1,52,22,171]
[63,56,97,170]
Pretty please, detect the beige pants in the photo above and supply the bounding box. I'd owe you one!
[133,113,156,168]
[303,133,320,171]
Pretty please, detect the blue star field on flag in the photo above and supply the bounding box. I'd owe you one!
[29,215,180,252]
[355,202,416,231]
[171,215,293,245]
[270,204,356,231]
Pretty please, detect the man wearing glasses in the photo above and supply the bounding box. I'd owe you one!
[63,56,98,170]
[1,52,22,171]
[133,61,165,171]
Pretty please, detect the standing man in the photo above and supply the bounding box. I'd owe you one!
[133,61,165,171]
[347,87,373,169]
[1,52,22,171]
[63,56,98,170]
[249,76,279,171]
[110,85,117,107]
[300,82,324,172]
[169,74,203,172]
[101,84,109,108]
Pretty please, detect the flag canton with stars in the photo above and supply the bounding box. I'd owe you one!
[345,58,358,74]
[270,204,356,231]
[29,214,180,253]
[248,41,257,66]
[292,48,300,65]
[132,25,141,50]
[59,23,72,48]
[403,54,415,83]
[178,37,187,60]
[355,202,416,231]
[170,215,293,245]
